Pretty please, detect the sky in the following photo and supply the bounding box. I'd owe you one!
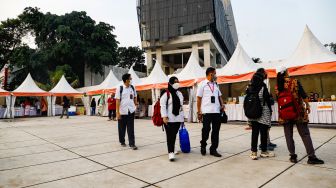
[0,0,335,61]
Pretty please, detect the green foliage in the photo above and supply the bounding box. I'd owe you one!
[117,46,145,69]
[252,57,261,63]
[1,7,119,88]
[325,43,336,54]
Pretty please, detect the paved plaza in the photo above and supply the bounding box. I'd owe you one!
[0,116,335,188]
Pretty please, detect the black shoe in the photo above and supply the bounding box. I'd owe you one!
[307,156,324,165]
[210,151,222,157]
[269,142,277,148]
[130,145,138,150]
[121,143,126,147]
[201,147,206,156]
[267,146,275,151]
[289,154,298,163]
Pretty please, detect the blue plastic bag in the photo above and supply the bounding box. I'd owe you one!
[179,123,191,153]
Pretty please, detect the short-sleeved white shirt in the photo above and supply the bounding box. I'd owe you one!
[197,79,222,114]
[115,84,137,115]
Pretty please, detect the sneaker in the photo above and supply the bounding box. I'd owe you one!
[269,142,277,148]
[307,156,324,165]
[260,151,275,158]
[169,152,175,161]
[267,146,275,151]
[250,152,258,160]
[174,151,179,155]
[210,151,222,157]
[130,145,138,150]
[201,147,206,156]
[121,143,126,147]
[289,154,298,163]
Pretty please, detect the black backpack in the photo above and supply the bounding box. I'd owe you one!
[243,86,263,119]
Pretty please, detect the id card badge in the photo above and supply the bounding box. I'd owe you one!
[130,94,133,99]
[211,96,215,103]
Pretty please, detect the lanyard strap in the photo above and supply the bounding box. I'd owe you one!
[207,82,215,94]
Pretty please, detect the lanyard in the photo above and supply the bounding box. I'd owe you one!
[207,82,215,94]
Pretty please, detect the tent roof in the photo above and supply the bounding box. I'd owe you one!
[260,59,285,69]
[13,73,49,96]
[217,43,260,76]
[141,62,168,85]
[284,25,336,68]
[49,75,82,96]
[128,66,142,86]
[174,52,205,81]
[98,70,120,90]
[0,87,10,96]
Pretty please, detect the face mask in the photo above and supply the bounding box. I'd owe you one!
[212,74,217,82]
[172,83,180,90]
[129,80,133,85]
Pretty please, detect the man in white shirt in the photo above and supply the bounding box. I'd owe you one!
[197,67,225,157]
[116,73,138,150]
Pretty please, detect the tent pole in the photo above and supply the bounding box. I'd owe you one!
[320,75,324,98]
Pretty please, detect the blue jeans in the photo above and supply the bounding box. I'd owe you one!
[91,107,96,115]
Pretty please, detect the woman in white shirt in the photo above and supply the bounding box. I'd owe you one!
[160,76,184,161]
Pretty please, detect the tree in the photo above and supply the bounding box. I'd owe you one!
[1,7,119,88]
[117,46,145,71]
[252,57,261,63]
[324,43,336,54]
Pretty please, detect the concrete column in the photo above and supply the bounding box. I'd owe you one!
[146,50,153,75]
[192,43,199,61]
[156,48,163,67]
[203,41,211,67]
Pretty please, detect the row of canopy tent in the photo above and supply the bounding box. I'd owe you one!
[1,74,83,118]
[81,25,336,98]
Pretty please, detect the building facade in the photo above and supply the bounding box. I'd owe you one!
[137,0,238,74]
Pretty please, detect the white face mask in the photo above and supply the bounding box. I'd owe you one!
[129,80,133,85]
[172,83,180,90]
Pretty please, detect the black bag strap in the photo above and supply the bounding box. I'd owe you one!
[119,85,123,101]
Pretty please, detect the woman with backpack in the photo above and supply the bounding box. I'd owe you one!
[160,76,184,161]
[275,67,324,164]
[245,68,275,160]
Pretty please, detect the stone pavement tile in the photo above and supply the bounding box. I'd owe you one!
[114,150,231,184]
[0,130,37,143]
[30,169,149,188]
[263,164,336,188]
[70,137,159,157]
[0,143,62,159]
[298,143,336,170]
[218,140,250,154]
[330,136,336,144]
[0,150,79,170]
[0,139,48,150]
[51,136,116,148]
[0,158,106,188]
[88,143,168,168]
[155,155,291,188]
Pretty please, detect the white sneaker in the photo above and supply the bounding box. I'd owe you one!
[169,153,175,161]
[260,151,275,158]
[250,152,258,160]
[174,151,179,155]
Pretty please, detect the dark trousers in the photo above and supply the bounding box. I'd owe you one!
[251,121,268,152]
[91,107,96,116]
[118,112,135,146]
[60,108,69,118]
[108,110,116,120]
[164,122,181,153]
[200,113,221,152]
[283,121,315,157]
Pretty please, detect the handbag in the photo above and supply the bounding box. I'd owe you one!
[220,110,228,123]
[179,123,191,153]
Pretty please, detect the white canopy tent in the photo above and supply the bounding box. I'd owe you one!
[0,88,11,118]
[217,42,261,76]
[283,25,336,68]
[49,75,84,116]
[11,73,50,117]
[174,52,205,81]
[128,66,142,86]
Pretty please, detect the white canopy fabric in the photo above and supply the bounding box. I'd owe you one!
[128,66,142,86]
[217,43,260,76]
[0,87,9,96]
[12,73,49,96]
[260,59,285,70]
[284,25,336,68]
[98,70,120,90]
[49,75,83,95]
[174,52,205,81]
[141,62,168,85]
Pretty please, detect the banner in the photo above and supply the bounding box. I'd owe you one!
[317,102,333,111]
